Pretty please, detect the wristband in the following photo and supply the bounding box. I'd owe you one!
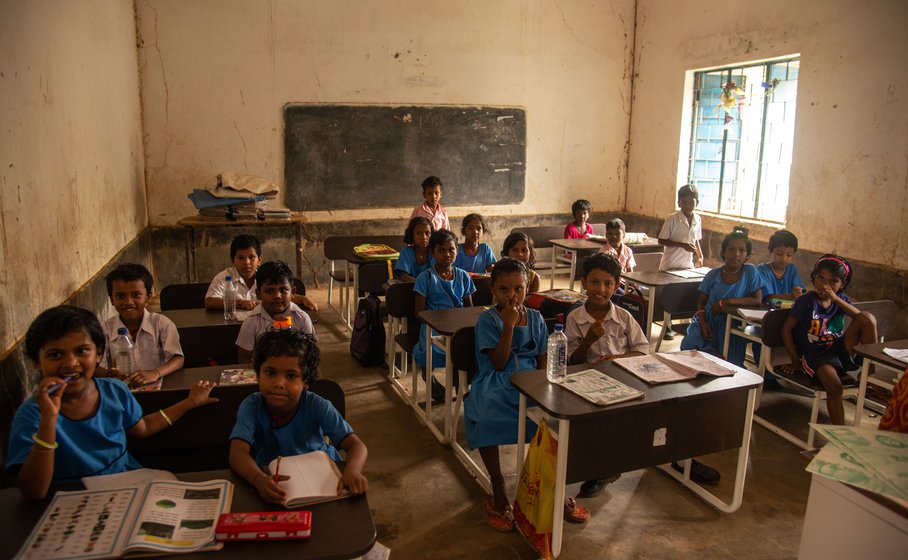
[32,433,58,450]
[159,409,173,426]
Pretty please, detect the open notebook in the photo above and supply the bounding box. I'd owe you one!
[269,451,348,508]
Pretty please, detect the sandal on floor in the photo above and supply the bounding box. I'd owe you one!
[563,497,590,523]
[482,499,514,532]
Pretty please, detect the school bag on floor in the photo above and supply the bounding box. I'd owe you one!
[351,293,386,366]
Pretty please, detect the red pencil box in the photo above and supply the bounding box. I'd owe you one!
[215,511,312,541]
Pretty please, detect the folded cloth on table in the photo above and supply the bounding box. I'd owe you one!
[207,172,279,198]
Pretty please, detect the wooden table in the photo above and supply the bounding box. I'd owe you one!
[854,339,908,426]
[418,306,486,443]
[163,308,242,367]
[512,359,762,558]
[0,469,376,560]
[547,238,603,290]
[177,216,310,283]
[622,269,706,343]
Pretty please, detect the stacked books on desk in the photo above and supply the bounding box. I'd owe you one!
[15,476,233,559]
[614,350,735,384]
[187,173,290,221]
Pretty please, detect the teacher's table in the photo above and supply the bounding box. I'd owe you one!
[130,365,256,472]
[177,216,310,283]
[854,339,908,425]
[336,235,403,329]
[418,306,486,443]
[1,469,376,560]
[512,360,762,558]
[547,238,603,291]
[621,269,705,343]
[163,308,242,367]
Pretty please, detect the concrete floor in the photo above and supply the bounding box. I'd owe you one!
[301,283,880,560]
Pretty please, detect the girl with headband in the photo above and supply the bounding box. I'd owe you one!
[780,254,878,425]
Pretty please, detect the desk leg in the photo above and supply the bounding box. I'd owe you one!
[722,314,733,360]
[550,249,557,290]
[422,328,446,444]
[352,264,360,326]
[551,418,569,558]
[853,359,872,428]
[443,334,454,444]
[657,386,756,513]
[516,395,527,479]
[568,252,576,291]
[644,284,656,343]
[343,262,352,329]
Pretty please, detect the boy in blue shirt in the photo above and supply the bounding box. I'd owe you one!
[228,329,369,505]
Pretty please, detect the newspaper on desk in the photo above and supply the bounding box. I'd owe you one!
[806,423,908,507]
[882,347,908,364]
[558,369,645,406]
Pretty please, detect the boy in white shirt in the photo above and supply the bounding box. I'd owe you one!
[657,184,703,339]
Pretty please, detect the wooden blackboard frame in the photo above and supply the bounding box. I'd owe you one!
[283,104,526,211]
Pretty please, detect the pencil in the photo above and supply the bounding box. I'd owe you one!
[274,455,282,483]
[47,375,74,395]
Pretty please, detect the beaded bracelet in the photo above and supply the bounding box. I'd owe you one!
[159,409,173,427]
[32,433,58,450]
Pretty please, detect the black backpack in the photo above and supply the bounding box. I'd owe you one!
[350,293,386,366]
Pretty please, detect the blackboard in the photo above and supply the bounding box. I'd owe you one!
[284,105,526,211]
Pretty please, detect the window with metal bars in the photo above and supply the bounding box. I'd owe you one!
[686,57,799,223]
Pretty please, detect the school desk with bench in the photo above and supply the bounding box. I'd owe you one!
[0,469,376,560]
[512,359,762,558]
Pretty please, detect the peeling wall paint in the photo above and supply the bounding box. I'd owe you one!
[626,0,908,270]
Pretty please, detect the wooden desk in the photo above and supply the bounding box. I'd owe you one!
[418,306,486,443]
[177,216,310,283]
[622,270,705,343]
[0,469,376,560]
[512,360,762,558]
[163,308,242,367]
[854,340,908,426]
[130,366,256,472]
[333,235,403,328]
[547,238,603,291]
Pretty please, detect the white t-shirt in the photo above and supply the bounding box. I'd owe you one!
[658,211,701,271]
[206,266,258,302]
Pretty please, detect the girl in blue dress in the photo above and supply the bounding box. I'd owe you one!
[394,216,434,282]
[680,227,763,366]
[465,258,588,531]
[453,213,497,273]
[413,230,476,402]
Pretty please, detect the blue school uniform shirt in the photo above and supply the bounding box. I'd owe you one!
[412,267,476,368]
[788,291,851,361]
[229,391,353,468]
[453,243,497,274]
[757,262,805,303]
[394,246,434,279]
[464,307,547,449]
[6,378,143,484]
[680,263,762,366]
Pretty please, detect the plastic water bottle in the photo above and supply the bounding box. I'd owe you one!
[546,323,568,383]
[111,327,136,376]
[223,274,237,321]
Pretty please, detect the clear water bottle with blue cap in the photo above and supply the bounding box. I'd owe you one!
[111,327,136,377]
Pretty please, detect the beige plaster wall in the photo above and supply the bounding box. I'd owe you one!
[627,0,908,270]
[0,0,146,354]
[137,0,635,225]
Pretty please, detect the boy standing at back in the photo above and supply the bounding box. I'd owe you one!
[102,263,184,387]
[565,253,648,497]
[236,260,316,363]
[206,234,318,313]
[410,176,450,232]
[658,184,703,339]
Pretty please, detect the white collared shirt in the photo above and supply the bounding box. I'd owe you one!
[658,210,701,271]
[565,302,649,363]
[101,309,183,370]
[206,267,258,301]
[235,302,316,351]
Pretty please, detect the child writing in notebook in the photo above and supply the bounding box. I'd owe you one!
[465,258,589,531]
[780,255,877,425]
[454,213,497,273]
[7,305,216,500]
[681,226,762,367]
[564,199,593,239]
[413,229,476,403]
[658,185,703,339]
[757,229,806,303]
[229,329,368,505]
[410,175,450,232]
[101,263,184,388]
[394,216,434,282]
[501,232,540,293]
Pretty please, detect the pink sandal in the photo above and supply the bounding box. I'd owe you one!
[564,497,590,523]
[482,499,514,532]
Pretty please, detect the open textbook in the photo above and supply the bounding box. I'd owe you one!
[15,479,233,560]
[559,369,644,406]
[269,450,348,508]
[613,350,736,385]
